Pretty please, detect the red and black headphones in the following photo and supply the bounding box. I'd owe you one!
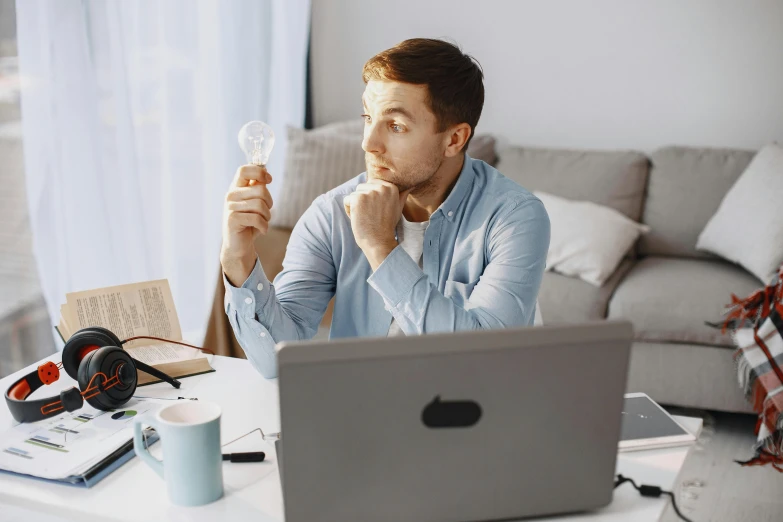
[4,326,208,423]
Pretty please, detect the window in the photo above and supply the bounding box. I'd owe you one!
[0,0,55,378]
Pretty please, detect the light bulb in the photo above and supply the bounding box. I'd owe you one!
[238,120,275,167]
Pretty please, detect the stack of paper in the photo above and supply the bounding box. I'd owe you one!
[0,399,165,486]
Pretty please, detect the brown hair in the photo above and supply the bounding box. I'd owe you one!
[362,38,484,149]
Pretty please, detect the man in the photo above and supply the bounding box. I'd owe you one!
[221,38,550,378]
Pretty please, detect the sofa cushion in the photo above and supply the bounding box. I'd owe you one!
[638,146,756,258]
[537,258,635,324]
[496,146,649,222]
[536,191,649,286]
[696,143,783,284]
[271,124,368,229]
[607,257,763,347]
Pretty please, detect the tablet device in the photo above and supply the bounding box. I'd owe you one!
[619,392,696,451]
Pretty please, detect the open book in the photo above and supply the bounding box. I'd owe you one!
[55,279,214,385]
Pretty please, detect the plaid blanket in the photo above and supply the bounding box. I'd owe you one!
[713,265,783,471]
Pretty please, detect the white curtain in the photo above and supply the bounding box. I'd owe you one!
[15,0,310,346]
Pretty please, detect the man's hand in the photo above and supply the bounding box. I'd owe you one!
[220,165,274,287]
[344,179,410,270]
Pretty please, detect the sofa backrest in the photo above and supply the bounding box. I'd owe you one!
[638,146,755,258]
[496,146,649,222]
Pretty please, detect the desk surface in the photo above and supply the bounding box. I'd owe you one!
[0,353,701,522]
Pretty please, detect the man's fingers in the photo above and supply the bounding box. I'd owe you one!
[248,170,273,186]
[343,194,354,218]
[230,211,268,234]
[227,199,271,221]
[355,183,397,196]
[366,178,395,187]
[354,185,376,194]
[235,165,272,187]
[226,184,274,209]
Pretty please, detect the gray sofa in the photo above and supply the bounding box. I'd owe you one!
[497,145,761,413]
[205,131,761,415]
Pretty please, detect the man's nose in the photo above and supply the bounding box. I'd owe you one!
[362,122,385,155]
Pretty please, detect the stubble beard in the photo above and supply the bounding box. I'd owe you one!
[366,151,443,197]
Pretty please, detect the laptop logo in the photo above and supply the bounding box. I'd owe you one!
[422,395,482,428]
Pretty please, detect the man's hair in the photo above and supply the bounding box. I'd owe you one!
[362,38,484,150]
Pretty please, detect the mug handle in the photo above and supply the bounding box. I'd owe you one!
[133,415,164,478]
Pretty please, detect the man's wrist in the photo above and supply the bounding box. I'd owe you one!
[364,241,398,272]
[221,249,257,287]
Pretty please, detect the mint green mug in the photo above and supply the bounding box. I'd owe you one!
[133,401,224,506]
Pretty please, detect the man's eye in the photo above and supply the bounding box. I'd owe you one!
[361,114,371,123]
[390,124,404,132]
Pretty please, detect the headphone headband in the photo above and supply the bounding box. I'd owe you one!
[4,364,84,423]
[5,326,181,423]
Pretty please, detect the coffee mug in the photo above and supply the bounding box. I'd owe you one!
[133,401,224,506]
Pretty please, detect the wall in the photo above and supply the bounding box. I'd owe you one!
[311,0,783,151]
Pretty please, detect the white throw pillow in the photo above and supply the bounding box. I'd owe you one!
[534,191,650,287]
[697,143,783,284]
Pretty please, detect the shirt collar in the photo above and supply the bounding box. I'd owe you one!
[437,153,475,222]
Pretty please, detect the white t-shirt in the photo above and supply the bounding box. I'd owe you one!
[387,214,429,336]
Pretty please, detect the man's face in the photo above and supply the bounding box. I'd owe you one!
[361,80,447,193]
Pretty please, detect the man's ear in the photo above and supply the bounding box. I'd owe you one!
[444,123,472,158]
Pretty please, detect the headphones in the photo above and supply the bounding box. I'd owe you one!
[5,326,183,423]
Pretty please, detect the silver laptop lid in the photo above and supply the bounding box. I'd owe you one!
[277,320,633,522]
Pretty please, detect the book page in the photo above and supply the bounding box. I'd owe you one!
[58,304,72,340]
[64,279,182,347]
[125,342,207,364]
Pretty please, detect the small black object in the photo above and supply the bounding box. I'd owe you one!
[421,395,482,428]
[639,484,662,497]
[614,474,693,522]
[222,451,265,463]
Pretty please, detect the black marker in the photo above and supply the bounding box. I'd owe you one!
[222,451,265,463]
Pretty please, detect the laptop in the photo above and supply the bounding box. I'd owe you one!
[276,320,633,522]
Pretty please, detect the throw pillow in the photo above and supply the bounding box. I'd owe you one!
[270,124,366,229]
[271,120,497,229]
[696,143,783,284]
[535,191,650,287]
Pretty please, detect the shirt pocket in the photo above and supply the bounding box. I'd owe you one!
[444,279,479,308]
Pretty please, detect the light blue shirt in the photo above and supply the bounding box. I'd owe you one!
[224,154,550,378]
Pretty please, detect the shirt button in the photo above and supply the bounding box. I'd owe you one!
[257,283,264,291]
[447,211,454,217]
[244,297,252,304]
[260,332,266,338]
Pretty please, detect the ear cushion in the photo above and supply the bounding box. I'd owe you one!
[62,327,123,380]
[77,346,137,411]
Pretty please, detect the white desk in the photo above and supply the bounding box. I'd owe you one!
[0,353,701,522]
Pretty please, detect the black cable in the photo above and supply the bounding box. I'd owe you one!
[614,474,694,522]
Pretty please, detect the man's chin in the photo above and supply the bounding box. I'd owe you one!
[367,168,418,192]
[369,168,397,184]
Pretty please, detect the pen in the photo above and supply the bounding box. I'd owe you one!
[222,451,266,463]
